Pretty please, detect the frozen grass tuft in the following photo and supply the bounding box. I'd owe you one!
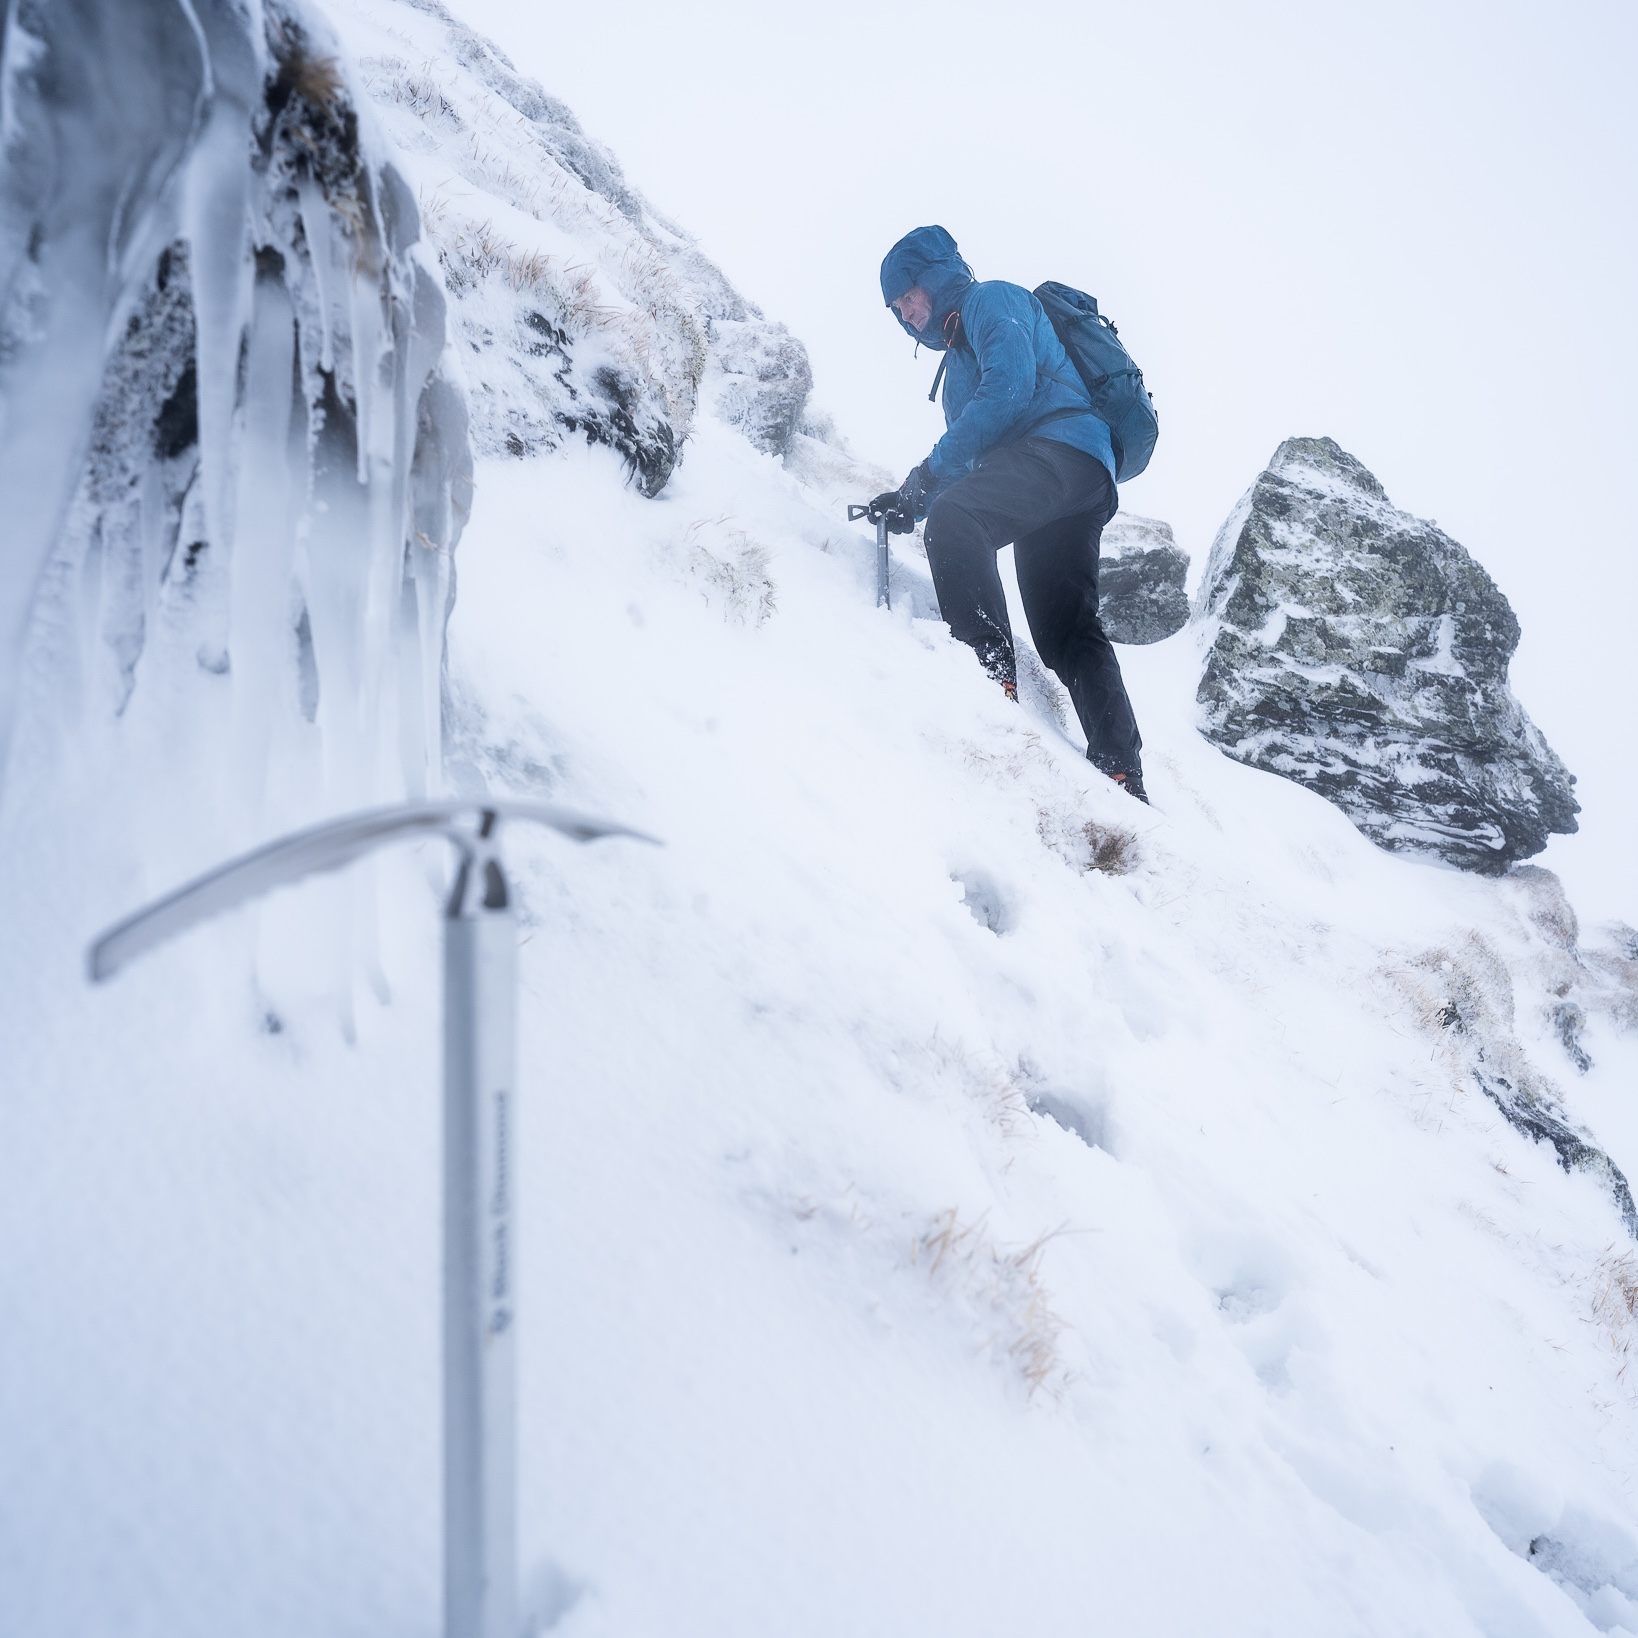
[1592,1249,1638,1389]
[914,1209,1069,1397]
[1035,805,1141,876]
[1083,818,1141,876]
[922,1033,1032,1132]
[369,63,463,126]
[672,518,776,625]
[269,20,346,111]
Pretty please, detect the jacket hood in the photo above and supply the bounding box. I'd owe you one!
[880,224,974,350]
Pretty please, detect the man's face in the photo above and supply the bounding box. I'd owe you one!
[891,286,933,332]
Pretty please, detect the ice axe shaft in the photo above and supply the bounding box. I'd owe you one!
[846,503,892,609]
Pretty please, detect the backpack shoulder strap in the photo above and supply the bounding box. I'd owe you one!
[927,311,967,402]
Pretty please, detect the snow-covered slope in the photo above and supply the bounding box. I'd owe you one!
[3,4,1637,1636]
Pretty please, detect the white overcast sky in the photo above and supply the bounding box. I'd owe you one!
[451,0,1636,914]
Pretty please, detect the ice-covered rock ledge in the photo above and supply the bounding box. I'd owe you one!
[1194,436,1577,874]
[0,0,471,813]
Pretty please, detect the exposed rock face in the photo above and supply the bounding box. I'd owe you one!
[1099,514,1189,644]
[1388,930,1638,1240]
[1195,438,1577,873]
[353,0,811,485]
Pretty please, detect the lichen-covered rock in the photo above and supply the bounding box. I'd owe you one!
[1195,437,1577,873]
[1099,514,1189,644]
[710,318,814,458]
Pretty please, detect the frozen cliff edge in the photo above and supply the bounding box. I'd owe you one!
[0,0,472,817]
[0,0,820,827]
[1194,436,1578,875]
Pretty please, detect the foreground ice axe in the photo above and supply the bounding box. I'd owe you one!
[847,502,894,609]
[88,799,657,1638]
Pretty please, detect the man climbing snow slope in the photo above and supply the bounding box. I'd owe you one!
[870,224,1148,802]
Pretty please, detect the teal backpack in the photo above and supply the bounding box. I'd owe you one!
[1034,281,1159,483]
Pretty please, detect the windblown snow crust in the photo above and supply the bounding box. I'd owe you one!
[2,6,1636,1638]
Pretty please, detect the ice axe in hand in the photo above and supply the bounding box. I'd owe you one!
[846,501,898,609]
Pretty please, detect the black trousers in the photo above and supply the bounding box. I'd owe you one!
[923,437,1144,777]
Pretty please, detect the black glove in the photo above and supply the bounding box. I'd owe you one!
[866,461,935,534]
[899,460,934,517]
[866,489,916,534]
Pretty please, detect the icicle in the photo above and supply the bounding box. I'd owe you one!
[356,471,400,769]
[181,94,254,576]
[343,465,402,1013]
[74,518,107,740]
[101,493,147,718]
[348,267,386,483]
[297,174,339,374]
[301,436,369,796]
[137,462,171,635]
[393,571,425,802]
[298,429,371,1036]
[226,270,298,831]
[366,295,428,757]
[393,534,449,802]
[413,541,450,794]
[384,305,416,608]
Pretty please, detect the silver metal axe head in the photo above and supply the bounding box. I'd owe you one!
[87,798,657,983]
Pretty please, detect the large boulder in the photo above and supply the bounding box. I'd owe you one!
[1195,437,1577,873]
[1099,514,1189,644]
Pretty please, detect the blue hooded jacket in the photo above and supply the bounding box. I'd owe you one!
[879,225,1116,494]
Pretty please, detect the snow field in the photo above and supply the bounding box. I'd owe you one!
[431,423,1637,1635]
[5,399,1637,1638]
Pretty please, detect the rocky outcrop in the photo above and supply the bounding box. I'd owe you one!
[1388,930,1638,1240]
[375,14,698,491]
[1099,514,1189,644]
[354,0,810,482]
[710,319,814,459]
[1196,438,1577,873]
